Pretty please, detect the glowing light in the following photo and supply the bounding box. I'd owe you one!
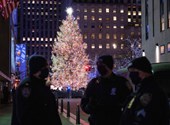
[155,43,160,63]
[66,7,73,15]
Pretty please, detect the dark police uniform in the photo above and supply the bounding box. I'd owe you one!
[120,76,169,125]
[81,72,131,125]
[16,76,62,125]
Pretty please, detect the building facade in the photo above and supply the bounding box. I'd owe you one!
[71,0,141,63]
[18,0,141,67]
[142,0,170,63]
[18,0,69,64]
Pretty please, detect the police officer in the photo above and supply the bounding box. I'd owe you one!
[81,55,132,125]
[120,57,169,125]
[15,55,62,125]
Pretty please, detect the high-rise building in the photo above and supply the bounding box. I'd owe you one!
[142,0,170,63]
[71,0,141,62]
[18,0,141,66]
[18,0,68,64]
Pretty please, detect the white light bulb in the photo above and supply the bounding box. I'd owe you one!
[66,7,73,15]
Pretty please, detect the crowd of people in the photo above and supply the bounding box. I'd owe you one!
[11,54,169,125]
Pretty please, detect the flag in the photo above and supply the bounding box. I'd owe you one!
[0,0,19,19]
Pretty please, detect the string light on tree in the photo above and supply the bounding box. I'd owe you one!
[51,7,90,90]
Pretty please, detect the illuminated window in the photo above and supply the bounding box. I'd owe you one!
[77,16,80,20]
[50,38,52,41]
[83,43,87,49]
[36,37,39,41]
[120,26,124,29]
[84,34,87,39]
[160,45,165,54]
[99,8,102,13]
[113,9,116,13]
[99,33,102,39]
[91,16,95,21]
[128,18,131,22]
[120,9,124,13]
[27,38,30,41]
[91,33,95,39]
[91,8,95,13]
[84,15,87,20]
[106,8,109,13]
[106,33,110,39]
[135,24,140,27]
[133,11,136,15]
[113,34,117,39]
[106,25,110,28]
[128,11,131,15]
[168,43,170,52]
[45,38,48,41]
[91,44,95,49]
[120,34,124,40]
[161,17,165,31]
[121,44,124,49]
[41,38,43,41]
[131,32,135,36]
[99,18,102,21]
[113,43,117,49]
[99,44,102,49]
[23,37,26,41]
[113,26,117,29]
[32,1,35,4]
[113,16,117,21]
[138,11,142,16]
[45,44,48,47]
[106,44,110,49]
[84,9,87,12]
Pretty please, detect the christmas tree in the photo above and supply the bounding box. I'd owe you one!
[51,7,90,90]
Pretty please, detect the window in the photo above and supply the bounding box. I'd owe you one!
[113,34,117,39]
[91,44,95,49]
[121,44,124,49]
[91,8,95,13]
[113,9,116,13]
[99,18,102,21]
[160,45,165,54]
[99,33,102,39]
[128,11,131,15]
[106,43,110,49]
[120,9,124,13]
[113,43,117,49]
[84,15,87,20]
[113,26,117,29]
[83,43,87,49]
[84,9,87,12]
[106,8,109,13]
[84,34,87,39]
[160,0,165,31]
[99,8,102,13]
[91,16,95,21]
[91,33,95,39]
[113,16,117,21]
[167,0,170,28]
[99,44,102,49]
[120,26,124,29]
[106,33,110,39]
[145,0,149,39]
[168,43,170,52]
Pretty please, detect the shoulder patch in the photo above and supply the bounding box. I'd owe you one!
[140,93,152,107]
[22,86,31,98]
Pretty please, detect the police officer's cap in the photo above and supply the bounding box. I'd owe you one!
[128,57,152,73]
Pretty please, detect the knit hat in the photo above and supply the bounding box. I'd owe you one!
[97,55,114,69]
[128,57,152,73]
[29,55,48,75]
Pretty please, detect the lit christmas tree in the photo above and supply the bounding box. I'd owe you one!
[51,7,90,90]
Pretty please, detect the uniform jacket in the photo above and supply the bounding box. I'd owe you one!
[15,76,62,125]
[81,73,131,125]
[120,76,169,125]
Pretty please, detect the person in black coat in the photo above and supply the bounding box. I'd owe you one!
[81,55,132,125]
[15,55,62,125]
[120,57,169,125]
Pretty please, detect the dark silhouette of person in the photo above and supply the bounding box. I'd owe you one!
[120,57,169,125]
[15,55,62,125]
[81,55,132,125]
